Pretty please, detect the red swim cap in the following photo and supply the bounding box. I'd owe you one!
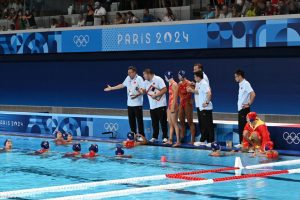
[124,140,135,149]
[266,150,279,159]
[247,112,257,122]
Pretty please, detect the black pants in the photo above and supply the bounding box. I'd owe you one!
[150,106,168,139]
[199,110,214,143]
[128,106,145,136]
[238,107,250,143]
[196,108,202,137]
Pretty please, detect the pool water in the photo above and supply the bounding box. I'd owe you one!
[0,135,300,200]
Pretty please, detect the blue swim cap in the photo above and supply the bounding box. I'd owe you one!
[178,70,186,79]
[72,143,81,152]
[115,146,124,156]
[127,132,135,141]
[41,141,50,149]
[89,144,99,153]
[62,132,68,140]
[211,142,221,152]
[164,71,173,80]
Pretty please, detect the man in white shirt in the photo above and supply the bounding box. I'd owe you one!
[104,66,145,136]
[191,71,214,147]
[235,69,256,148]
[187,63,210,143]
[141,68,168,143]
[94,1,106,26]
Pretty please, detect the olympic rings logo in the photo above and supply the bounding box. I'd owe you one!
[104,123,119,132]
[283,132,300,144]
[73,35,90,47]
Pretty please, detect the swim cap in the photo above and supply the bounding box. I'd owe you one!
[89,144,99,153]
[178,70,186,79]
[124,140,135,148]
[127,132,135,141]
[41,141,50,149]
[247,112,257,122]
[115,144,124,156]
[266,150,279,159]
[62,132,68,140]
[4,139,12,148]
[72,143,81,152]
[164,71,173,80]
[265,141,274,151]
[211,142,221,152]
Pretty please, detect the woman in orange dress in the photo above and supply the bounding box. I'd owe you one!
[178,70,196,144]
[164,71,180,147]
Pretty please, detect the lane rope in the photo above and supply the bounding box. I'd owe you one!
[1,157,300,199]
[45,168,300,200]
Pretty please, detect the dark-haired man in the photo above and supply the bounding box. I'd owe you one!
[193,71,214,147]
[141,68,168,143]
[235,69,256,148]
[104,66,145,136]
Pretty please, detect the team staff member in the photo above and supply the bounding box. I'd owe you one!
[104,66,145,136]
[189,64,210,140]
[192,71,214,147]
[235,69,256,148]
[178,70,196,144]
[141,68,168,143]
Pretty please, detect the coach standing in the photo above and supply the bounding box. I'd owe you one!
[141,68,168,143]
[104,66,145,136]
[192,71,214,147]
[234,69,256,148]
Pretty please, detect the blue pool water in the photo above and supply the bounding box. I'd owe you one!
[0,134,300,200]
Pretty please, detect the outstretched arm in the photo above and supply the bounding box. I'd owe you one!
[104,84,124,91]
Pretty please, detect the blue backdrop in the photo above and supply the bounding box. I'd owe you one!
[0,56,299,115]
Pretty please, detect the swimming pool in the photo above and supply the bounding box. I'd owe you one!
[0,134,300,200]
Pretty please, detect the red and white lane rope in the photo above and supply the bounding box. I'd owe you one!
[45,168,300,200]
[1,157,300,199]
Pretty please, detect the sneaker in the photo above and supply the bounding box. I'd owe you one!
[248,149,255,153]
[206,143,211,148]
[194,142,206,147]
[162,138,168,143]
[234,144,242,148]
[149,138,157,143]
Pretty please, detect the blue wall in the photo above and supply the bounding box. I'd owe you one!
[0,57,299,115]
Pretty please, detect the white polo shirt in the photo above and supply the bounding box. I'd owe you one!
[143,75,167,110]
[195,72,209,108]
[197,79,213,111]
[122,75,144,107]
[238,79,254,111]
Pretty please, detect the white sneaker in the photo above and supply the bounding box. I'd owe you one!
[248,149,255,153]
[206,143,211,148]
[194,142,206,147]
[149,138,157,143]
[234,144,242,148]
[162,138,168,143]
